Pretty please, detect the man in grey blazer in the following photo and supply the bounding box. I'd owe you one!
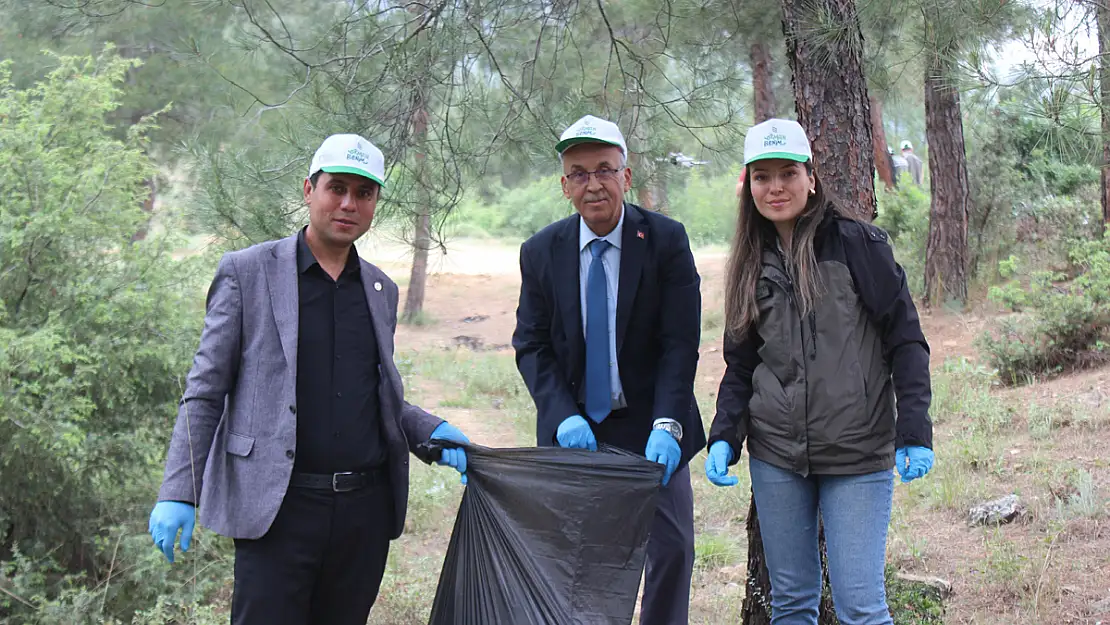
[148,134,470,625]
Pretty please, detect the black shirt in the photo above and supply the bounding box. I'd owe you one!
[294,228,386,473]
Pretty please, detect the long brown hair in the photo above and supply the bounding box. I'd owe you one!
[724,161,834,341]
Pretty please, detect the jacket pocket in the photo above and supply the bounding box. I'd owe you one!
[748,364,792,437]
[227,432,255,457]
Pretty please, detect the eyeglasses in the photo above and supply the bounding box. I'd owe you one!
[565,167,624,186]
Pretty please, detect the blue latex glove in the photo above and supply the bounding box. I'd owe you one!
[705,441,738,487]
[148,501,196,563]
[556,415,597,451]
[895,446,935,483]
[645,429,681,486]
[431,422,470,485]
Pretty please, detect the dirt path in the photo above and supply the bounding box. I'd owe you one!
[385,240,1110,622]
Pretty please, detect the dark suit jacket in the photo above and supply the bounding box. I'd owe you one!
[157,233,442,540]
[512,203,707,466]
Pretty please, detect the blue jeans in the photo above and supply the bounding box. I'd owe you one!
[749,457,894,625]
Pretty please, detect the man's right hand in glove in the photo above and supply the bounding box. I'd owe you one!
[556,415,597,451]
[705,441,739,487]
[149,501,196,563]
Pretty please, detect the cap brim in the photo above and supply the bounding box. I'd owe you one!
[319,165,386,188]
[744,152,810,165]
[555,137,624,154]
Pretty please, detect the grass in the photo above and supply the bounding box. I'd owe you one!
[886,568,947,625]
[373,346,1109,623]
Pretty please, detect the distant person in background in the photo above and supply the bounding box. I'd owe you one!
[901,140,924,186]
[512,114,706,625]
[704,118,934,624]
[891,145,909,182]
[148,134,471,625]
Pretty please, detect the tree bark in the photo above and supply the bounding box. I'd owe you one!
[870,96,895,191]
[402,6,432,322]
[740,500,772,624]
[923,47,969,305]
[1100,0,1110,225]
[781,0,876,222]
[751,40,776,123]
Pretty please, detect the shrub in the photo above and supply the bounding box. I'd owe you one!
[0,50,217,621]
[977,230,1110,384]
[876,184,930,298]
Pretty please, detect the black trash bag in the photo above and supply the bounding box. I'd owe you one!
[427,443,664,625]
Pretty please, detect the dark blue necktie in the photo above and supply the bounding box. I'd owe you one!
[585,238,612,423]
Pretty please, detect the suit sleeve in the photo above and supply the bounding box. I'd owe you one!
[707,330,762,465]
[651,224,702,434]
[512,241,579,446]
[157,253,243,504]
[386,280,444,463]
[843,222,933,450]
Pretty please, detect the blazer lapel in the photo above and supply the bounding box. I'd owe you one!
[265,235,299,364]
[553,216,584,362]
[616,204,647,355]
[361,266,401,395]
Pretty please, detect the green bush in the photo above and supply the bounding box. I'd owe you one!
[977,230,1110,384]
[0,50,219,621]
[447,175,571,238]
[667,170,738,246]
[875,184,930,298]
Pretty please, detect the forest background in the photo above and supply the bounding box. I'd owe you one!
[1,0,1109,623]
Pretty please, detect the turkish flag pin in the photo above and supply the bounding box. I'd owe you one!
[637,230,645,239]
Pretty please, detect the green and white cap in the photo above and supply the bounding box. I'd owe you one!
[309,133,386,187]
[900,140,913,150]
[555,114,627,156]
[744,118,812,165]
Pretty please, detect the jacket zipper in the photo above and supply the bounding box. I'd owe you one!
[769,249,812,474]
[771,248,817,361]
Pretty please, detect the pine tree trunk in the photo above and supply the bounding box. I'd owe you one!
[740,500,772,623]
[629,87,661,212]
[402,5,431,322]
[870,96,895,191]
[1099,0,1110,225]
[751,40,776,123]
[923,49,969,305]
[781,0,876,222]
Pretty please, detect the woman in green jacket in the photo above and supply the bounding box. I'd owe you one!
[704,118,935,625]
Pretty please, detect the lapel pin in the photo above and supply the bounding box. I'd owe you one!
[637,230,645,239]
[374,281,383,292]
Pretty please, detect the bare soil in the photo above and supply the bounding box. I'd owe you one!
[388,242,1110,623]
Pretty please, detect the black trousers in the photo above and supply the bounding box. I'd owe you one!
[640,464,695,625]
[230,479,394,625]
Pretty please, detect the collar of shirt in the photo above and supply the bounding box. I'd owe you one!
[578,203,626,253]
[297,227,361,276]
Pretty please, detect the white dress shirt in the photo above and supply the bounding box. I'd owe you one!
[578,207,627,409]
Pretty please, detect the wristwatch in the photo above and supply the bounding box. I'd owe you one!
[652,418,683,443]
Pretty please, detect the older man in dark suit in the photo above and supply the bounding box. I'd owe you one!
[512,115,706,624]
[147,134,471,625]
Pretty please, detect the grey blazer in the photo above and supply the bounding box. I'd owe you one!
[157,233,442,540]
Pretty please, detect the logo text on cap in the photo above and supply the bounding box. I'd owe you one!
[347,148,371,165]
